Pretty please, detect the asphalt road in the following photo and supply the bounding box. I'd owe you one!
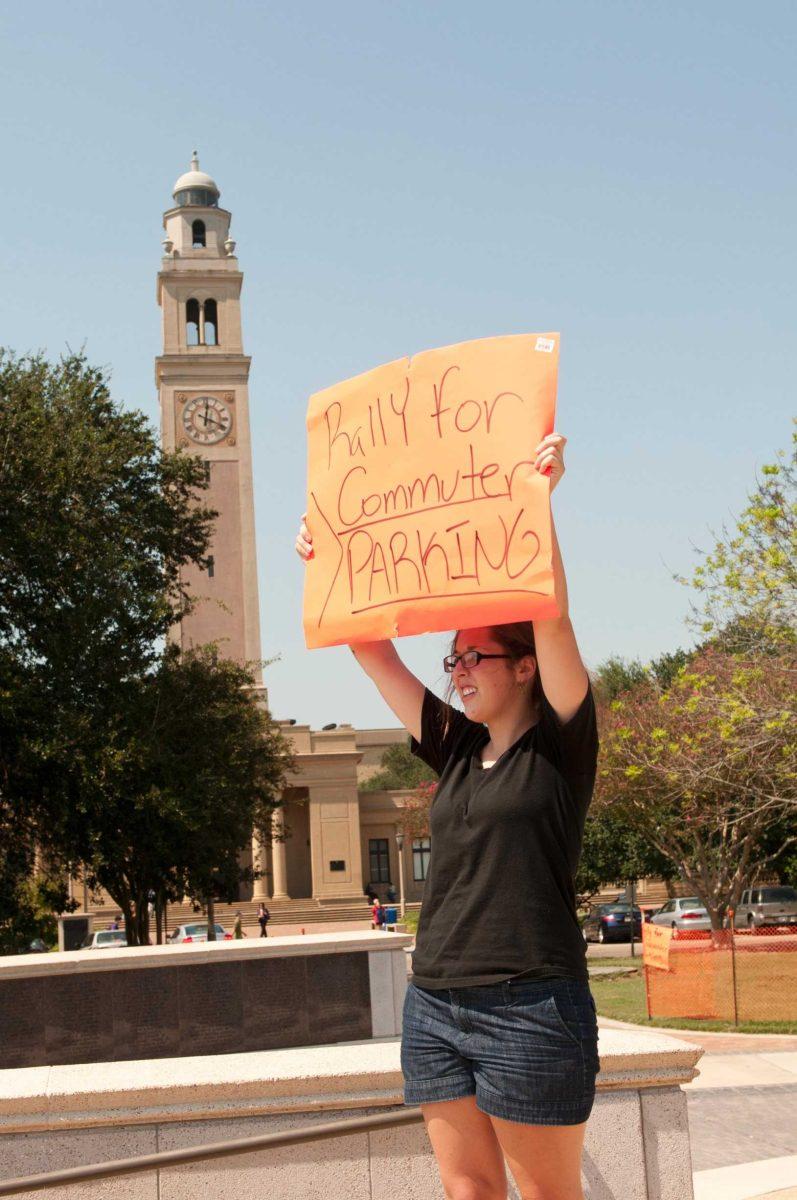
[585,940,645,959]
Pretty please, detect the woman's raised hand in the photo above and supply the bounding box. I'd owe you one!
[534,431,566,493]
[295,513,313,561]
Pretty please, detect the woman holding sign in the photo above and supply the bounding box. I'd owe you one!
[296,432,598,1200]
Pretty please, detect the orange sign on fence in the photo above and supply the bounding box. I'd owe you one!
[644,927,797,1023]
[303,334,561,648]
[642,922,673,972]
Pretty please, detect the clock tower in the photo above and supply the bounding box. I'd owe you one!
[156,153,263,692]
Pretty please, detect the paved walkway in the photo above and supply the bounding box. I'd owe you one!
[694,1157,797,1200]
[241,919,373,938]
[599,1015,797,1196]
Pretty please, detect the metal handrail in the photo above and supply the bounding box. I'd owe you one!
[0,1106,424,1196]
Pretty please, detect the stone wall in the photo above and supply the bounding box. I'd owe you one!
[0,932,410,1069]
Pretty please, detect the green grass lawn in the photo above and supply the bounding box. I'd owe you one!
[401,909,420,935]
[590,963,797,1034]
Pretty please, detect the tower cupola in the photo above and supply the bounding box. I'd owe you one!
[172,151,220,208]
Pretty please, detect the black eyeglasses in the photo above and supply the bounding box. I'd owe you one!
[443,650,512,674]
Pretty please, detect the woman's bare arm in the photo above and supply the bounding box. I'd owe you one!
[530,435,590,725]
[296,514,425,739]
[349,641,425,742]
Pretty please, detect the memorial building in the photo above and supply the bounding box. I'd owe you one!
[155,156,427,911]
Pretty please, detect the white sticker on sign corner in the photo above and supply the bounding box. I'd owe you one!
[535,337,556,354]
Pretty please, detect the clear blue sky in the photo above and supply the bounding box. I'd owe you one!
[1,3,794,729]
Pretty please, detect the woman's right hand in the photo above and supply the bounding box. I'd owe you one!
[295,512,313,562]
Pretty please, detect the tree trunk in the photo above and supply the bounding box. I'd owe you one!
[206,896,216,940]
[155,890,164,945]
[132,892,150,946]
[119,898,136,946]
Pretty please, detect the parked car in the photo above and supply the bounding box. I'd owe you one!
[734,887,797,930]
[79,930,128,949]
[649,897,711,932]
[18,938,49,954]
[168,923,233,943]
[582,904,643,943]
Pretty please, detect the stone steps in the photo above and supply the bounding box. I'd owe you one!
[87,897,419,931]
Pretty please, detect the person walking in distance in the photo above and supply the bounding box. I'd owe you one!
[296,432,599,1200]
[257,902,270,938]
[371,896,383,931]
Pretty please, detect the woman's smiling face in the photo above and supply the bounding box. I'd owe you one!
[452,626,533,724]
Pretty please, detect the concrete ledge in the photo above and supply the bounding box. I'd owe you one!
[0,1028,702,1134]
[0,930,413,980]
[0,1029,704,1199]
[0,934,412,1069]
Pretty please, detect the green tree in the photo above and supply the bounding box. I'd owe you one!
[0,351,215,692]
[576,805,676,910]
[592,655,649,703]
[674,420,796,654]
[0,647,76,949]
[361,742,437,791]
[594,422,797,925]
[597,643,796,928]
[593,648,693,705]
[0,351,289,944]
[55,645,291,946]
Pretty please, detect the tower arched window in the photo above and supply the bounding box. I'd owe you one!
[186,298,200,346]
[204,299,219,346]
[192,220,206,248]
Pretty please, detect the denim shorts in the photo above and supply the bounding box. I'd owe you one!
[401,976,600,1125]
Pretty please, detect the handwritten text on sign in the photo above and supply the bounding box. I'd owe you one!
[642,922,673,972]
[303,334,561,648]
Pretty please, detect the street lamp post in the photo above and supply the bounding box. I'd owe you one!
[395,832,406,920]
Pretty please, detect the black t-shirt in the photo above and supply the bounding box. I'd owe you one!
[409,681,599,989]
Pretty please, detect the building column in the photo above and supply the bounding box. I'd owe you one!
[251,832,270,900]
[271,809,289,899]
[307,783,364,901]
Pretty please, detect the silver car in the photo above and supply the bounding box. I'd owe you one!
[734,886,797,930]
[649,897,711,932]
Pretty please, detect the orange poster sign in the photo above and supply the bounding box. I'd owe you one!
[303,334,561,649]
[642,922,673,972]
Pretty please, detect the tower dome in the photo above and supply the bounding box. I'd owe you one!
[172,151,220,208]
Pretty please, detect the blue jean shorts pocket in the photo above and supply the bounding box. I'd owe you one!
[508,987,588,1045]
[504,982,599,1063]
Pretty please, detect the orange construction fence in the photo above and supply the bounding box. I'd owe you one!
[642,922,797,1023]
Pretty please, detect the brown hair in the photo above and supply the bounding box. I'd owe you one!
[444,621,543,718]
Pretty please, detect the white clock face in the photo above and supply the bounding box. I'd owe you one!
[182,395,232,444]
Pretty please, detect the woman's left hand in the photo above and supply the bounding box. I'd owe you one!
[534,431,567,493]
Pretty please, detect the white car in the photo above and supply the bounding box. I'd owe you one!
[167,922,233,943]
[79,929,128,949]
[649,897,711,932]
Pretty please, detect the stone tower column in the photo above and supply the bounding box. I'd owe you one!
[155,153,265,698]
[271,809,289,900]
